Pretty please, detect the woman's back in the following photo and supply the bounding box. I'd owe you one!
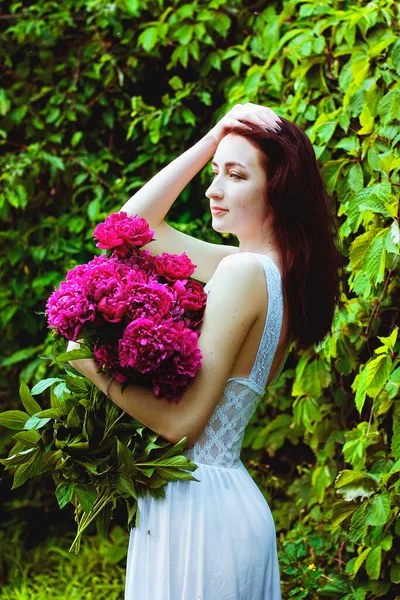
[184,252,289,468]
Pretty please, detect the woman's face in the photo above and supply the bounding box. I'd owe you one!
[205,133,269,239]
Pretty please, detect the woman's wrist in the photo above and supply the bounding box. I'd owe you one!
[202,127,224,149]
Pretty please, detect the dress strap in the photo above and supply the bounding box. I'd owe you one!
[248,255,284,391]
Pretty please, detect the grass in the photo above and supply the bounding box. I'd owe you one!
[0,524,128,600]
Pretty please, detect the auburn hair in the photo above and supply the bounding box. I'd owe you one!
[231,118,346,352]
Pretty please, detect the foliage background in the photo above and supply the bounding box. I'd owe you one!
[0,0,399,598]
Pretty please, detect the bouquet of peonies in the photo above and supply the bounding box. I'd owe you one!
[0,212,206,553]
[46,211,207,402]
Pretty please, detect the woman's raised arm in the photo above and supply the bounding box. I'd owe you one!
[119,104,282,283]
[121,134,218,227]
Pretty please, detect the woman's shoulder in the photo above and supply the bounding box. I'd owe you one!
[218,251,264,270]
[210,252,267,298]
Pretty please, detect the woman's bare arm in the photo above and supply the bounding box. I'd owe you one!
[119,104,282,282]
[121,134,218,227]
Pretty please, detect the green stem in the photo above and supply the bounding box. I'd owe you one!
[102,410,125,442]
[69,488,116,553]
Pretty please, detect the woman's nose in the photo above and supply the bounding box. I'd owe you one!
[205,179,223,199]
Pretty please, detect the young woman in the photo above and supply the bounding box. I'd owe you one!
[69,103,343,599]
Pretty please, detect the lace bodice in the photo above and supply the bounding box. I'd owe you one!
[184,254,289,469]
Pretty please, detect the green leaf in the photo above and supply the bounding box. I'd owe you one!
[335,469,379,490]
[55,481,75,509]
[36,408,65,419]
[75,485,97,513]
[11,449,41,489]
[358,196,391,218]
[138,27,158,52]
[0,410,30,431]
[96,502,113,539]
[0,447,37,468]
[391,563,400,583]
[154,466,200,482]
[19,381,42,416]
[349,503,368,543]
[0,88,11,115]
[377,327,398,352]
[365,493,391,527]
[66,407,81,429]
[293,396,322,430]
[159,437,188,459]
[391,401,400,459]
[349,230,376,269]
[381,457,400,485]
[354,366,369,414]
[365,355,392,398]
[110,472,137,499]
[58,347,94,362]
[366,546,382,580]
[117,439,132,467]
[348,163,364,192]
[331,500,357,528]
[363,230,386,284]
[31,378,64,395]
[353,547,371,577]
[1,346,42,367]
[358,104,374,135]
[24,415,52,430]
[64,375,89,394]
[13,430,41,446]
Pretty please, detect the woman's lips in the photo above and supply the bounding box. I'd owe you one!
[211,207,228,215]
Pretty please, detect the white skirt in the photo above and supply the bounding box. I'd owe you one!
[124,460,282,600]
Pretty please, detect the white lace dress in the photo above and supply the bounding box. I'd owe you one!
[124,254,288,600]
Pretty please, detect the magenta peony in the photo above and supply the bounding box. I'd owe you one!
[118,317,202,401]
[125,281,173,321]
[46,281,96,340]
[153,252,196,282]
[93,212,154,257]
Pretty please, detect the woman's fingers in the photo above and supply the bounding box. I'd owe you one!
[230,103,282,130]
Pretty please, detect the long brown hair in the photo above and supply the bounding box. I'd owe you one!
[232,118,346,352]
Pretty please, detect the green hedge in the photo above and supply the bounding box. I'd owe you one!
[0,0,399,597]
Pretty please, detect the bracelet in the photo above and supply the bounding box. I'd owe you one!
[106,376,115,399]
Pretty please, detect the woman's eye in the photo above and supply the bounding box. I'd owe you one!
[230,172,242,179]
[211,171,218,179]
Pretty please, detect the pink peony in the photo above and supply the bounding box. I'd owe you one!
[118,317,202,382]
[81,256,121,299]
[66,263,90,283]
[46,281,96,340]
[172,279,207,330]
[115,248,155,274]
[153,252,196,282]
[125,281,173,321]
[152,326,203,401]
[93,212,154,257]
[172,279,207,312]
[97,281,130,323]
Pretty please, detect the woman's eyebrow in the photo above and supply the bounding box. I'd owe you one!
[211,160,248,170]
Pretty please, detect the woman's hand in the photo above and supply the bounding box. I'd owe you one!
[207,102,283,145]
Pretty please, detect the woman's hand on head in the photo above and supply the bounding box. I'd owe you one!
[207,102,283,145]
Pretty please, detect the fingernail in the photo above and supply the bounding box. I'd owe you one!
[274,124,281,132]
[265,126,273,132]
